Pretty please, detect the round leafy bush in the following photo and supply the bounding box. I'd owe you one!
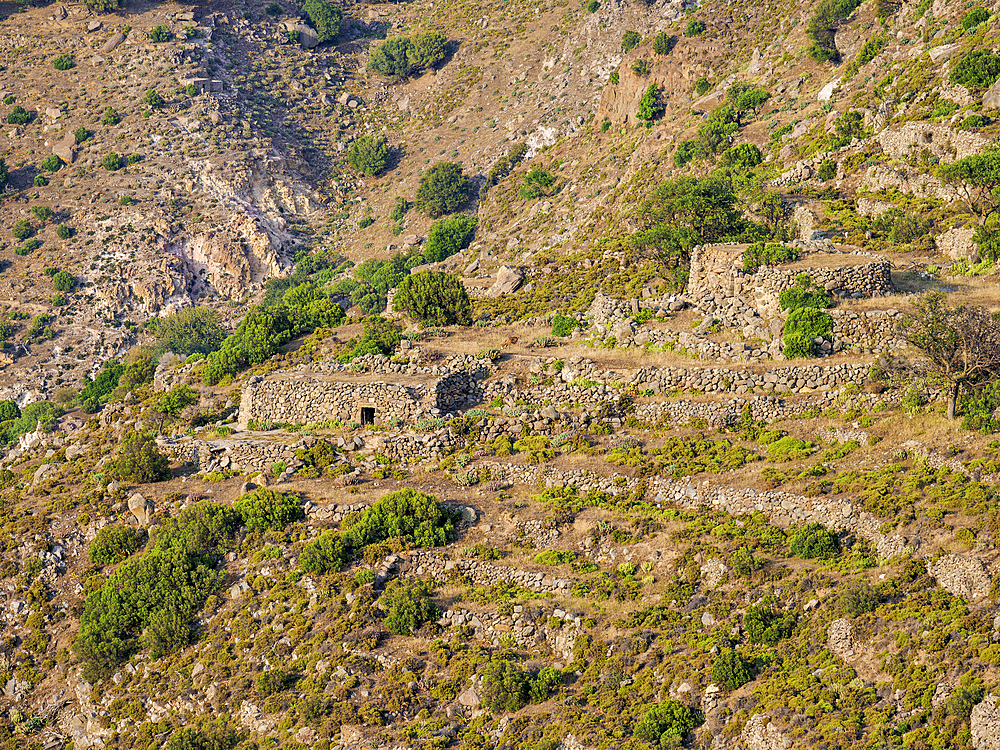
[12,220,33,240]
[368,37,414,78]
[102,153,123,171]
[782,332,816,358]
[951,50,1000,89]
[52,270,75,291]
[39,154,62,173]
[633,700,703,743]
[711,649,756,690]
[53,54,75,70]
[89,524,146,566]
[621,30,641,52]
[0,400,20,422]
[653,31,674,55]
[393,270,472,327]
[142,90,165,110]
[551,314,579,337]
[380,579,439,635]
[586,0,599,11]
[342,488,459,549]
[636,84,663,121]
[233,488,303,532]
[408,31,447,70]
[154,306,227,356]
[255,669,288,696]
[789,522,839,559]
[148,25,171,42]
[56,224,72,239]
[30,206,53,222]
[348,135,389,176]
[108,428,170,483]
[7,105,32,125]
[424,214,477,262]
[962,7,990,32]
[415,162,473,217]
[837,580,880,614]
[817,159,837,180]
[694,76,711,95]
[101,107,120,126]
[728,546,760,577]
[685,18,706,36]
[299,530,348,574]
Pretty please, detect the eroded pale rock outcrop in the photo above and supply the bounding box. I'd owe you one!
[972,694,1000,750]
[927,554,992,602]
[741,715,792,750]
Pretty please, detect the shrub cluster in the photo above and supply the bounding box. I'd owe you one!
[779,274,831,312]
[424,214,477,263]
[415,162,474,217]
[380,579,438,635]
[348,135,389,176]
[807,0,862,62]
[951,50,1000,89]
[107,429,170,483]
[789,522,839,559]
[634,700,703,743]
[302,0,342,43]
[479,659,561,712]
[393,270,472,327]
[783,307,833,358]
[368,31,447,79]
[89,525,146,566]
[233,488,303,532]
[744,600,796,644]
[742,242,798,273]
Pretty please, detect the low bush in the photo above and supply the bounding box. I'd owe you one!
[480,659,561,713]
[343,488,460,550]
[742,242,798,273]
[789,522,839,559]
[837,580,880,614]
[962,6,990,32]
[233,488,303,532]
[30,206,53,222]
[299,530,349,574]
[154,306,227,356]
[622,30,641,52]
[368,31,447,79]
[101,107,120,126]
[950,50,1000,89]
[685,18,706,36]
[148,25,171,42]
[551,314,579,337]
[12,220,34,240]
[348,135,389,176]
[53,54,74,70]
[89,525,146,566]
[766,436,815,462]
[415,162,473,217]
[7,105,32,125]
[107,429,170,484]
[652,32,675,55]
[102,153,123,171]
[779,275,831,312]
[518,167,557,200]
[634,700,703,743]
[424,214,477,263]
[728,546,761,577]
[52,271,75,291]
[380,579,438,635]
[744,601,796,645]
[712,649,756,689]
[302,0,342,43]
[39,155,62,172]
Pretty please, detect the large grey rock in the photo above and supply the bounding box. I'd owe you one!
[487,265,523,297]
[101,33,125,54]
[984,77,1000,111]
[52,133,75,165]
[282,21,318,48]
[457,685,481,707]
[929,43,961,64]
[128,493,153,526]
[972,694,1000,750]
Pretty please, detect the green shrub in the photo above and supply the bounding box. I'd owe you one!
[634,700,703,743]
[534,549,576,565]
[480,660,561,713]
[415,162,473,217]
[55,224,72,240]
[782,332,816,358]
[0,400,19,422]
[743,602,796,644]
[962,6,990,32]
[7,105,32,125]
[142,90,165,110]
[424,214,477,263]
[622,30,641,52]
[368,31,446,78]
[83,0,125,11]
[335,314,400,363]
[728,546,760,577]
[30,206,53,222]
[684,18,706,37]
[817,160,836,180]
[807,0,862,63]
[12,220,34,240]
[380,579,438,635]
[518,167,557,200]
[779,275,831,311]
[299,530,349,574]
[233,488,303,532]
[348,135,389,176]
[789,522,839,559]
[784,306,832,342]
[393,270,472,327]
[652,32,674,55]
[636,84,663,121]
[301,0,342,43]
[586,0,599,11]
[52,270,75,291]
[89,525,146,566]
[766,436,814,462]
[726,82,770,114]
[631,58,651,76]
[53,54,75,70]
[694,76,711,95]
[154,306,227,356]
[712,650,756,690]
[102,153,123,171]
[101,107,120,126]
[107,429,170,484]
[551,314,579,337]
[39,155,62,173]
[837,580,880,614]
[148,25,171,42]
[255,669,289,695]
[408,31,447,70]
[742,242,798,273]
[342,488,460,550]
[950,50,1000,89]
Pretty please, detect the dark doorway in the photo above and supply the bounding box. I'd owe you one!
[360,407,376,426]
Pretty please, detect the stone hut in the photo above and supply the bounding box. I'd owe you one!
[238,369,474,427]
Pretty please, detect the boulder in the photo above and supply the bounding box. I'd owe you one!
[984,77,1000,111]
[457,685,481,708]
[282,21,318,48]
[487,265,523,297]
[929,43,961,64]
[128,493,153,526]
[52,134,76,165]
[101,33,125,54]
[87,20,103,32]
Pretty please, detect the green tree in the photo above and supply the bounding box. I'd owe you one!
[101,107,120,126]
[102,153,123,171]
[301,0,342,43]
[415,162,473,217]
[368,37,414,79]
[789,522,839,559]
[423,214,477,262]
[348,135,390,176]
[937,150,1000,225]
[142,90,165,110]
[899,291,1000,419]
[39,155,62,172]
[7,105,31,125]
[652,32,674,55]
[636,84,663,121]
[153,384,199,420]
[0,400,19,422]
[108,429,170,483]
[380,579,438,635]
[685,18,706,36]
[393,270,473,327]
[155,307,227,356]
[711,649,755,690]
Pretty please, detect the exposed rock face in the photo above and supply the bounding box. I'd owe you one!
[92,251,190,316]
[700,558,729,589]
[927,554,992,602]
[972,694,1000,750]
[741,715,792,750]
[984,78,1000,111]
[828,618,853,660]
[937,226,979,262]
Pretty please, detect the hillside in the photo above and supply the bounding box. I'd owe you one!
[3,0,1000,749]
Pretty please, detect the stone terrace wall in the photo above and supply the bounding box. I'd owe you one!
[687,244,893,320]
